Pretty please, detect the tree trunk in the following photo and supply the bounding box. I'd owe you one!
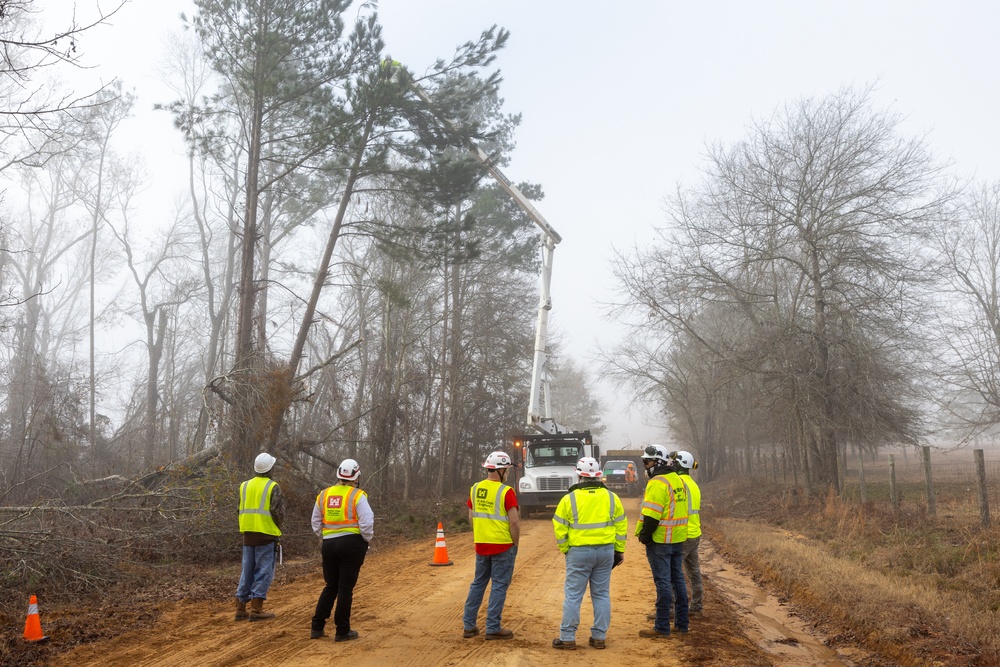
[268,113,376,449]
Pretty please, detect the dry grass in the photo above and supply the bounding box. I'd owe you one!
[709,478,1000,667]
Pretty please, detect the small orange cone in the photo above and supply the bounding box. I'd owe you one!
[429,522,453,566]
[23,595,49,643]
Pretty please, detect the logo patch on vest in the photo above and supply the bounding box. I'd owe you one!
[476,488,489,500]
[327,496,343,509]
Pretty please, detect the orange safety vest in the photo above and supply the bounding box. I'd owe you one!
[316,484,365,537]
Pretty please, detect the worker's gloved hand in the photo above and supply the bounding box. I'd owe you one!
[612,552,624,568]
[637,515,658,545]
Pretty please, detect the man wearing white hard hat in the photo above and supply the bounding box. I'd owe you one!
[235,452,285,621]
[462,451,520,640]
[550,457,628,650]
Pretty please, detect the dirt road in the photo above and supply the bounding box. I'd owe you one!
[50,513,858,667]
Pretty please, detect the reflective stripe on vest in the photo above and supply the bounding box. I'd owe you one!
[319,485,363,537]
[238,477,281,536]
[554,486,624,547]
[470,480,512,545]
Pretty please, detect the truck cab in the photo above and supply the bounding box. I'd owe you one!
[601,460,642,497]
[513,431,598,517]
[599,449,645,497]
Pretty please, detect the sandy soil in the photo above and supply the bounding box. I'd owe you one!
[48,508,864,667]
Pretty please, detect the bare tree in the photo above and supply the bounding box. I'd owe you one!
[935,181,1000,436]
[108,209,199,467]
[67,81,136,469]
[156,28,238,455]
[0,0,126,170]
[608,87,950,492]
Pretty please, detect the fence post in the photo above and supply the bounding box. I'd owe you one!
[889,454,898,512]
[922,445,936,516]
[975,448,991,529]
[858,454,867,504]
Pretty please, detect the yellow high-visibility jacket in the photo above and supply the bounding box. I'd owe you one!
[680,474,701,539]
[638,472,688,544]
[553,482,627,554]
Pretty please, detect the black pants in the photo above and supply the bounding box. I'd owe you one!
[312,534,369,635]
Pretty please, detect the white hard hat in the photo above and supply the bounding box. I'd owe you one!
[254,452,276,474]
[575,457,602,478]
[675,450,696,470]
[483,451,513,469]
[641,444,670,463]
[337,458,361,481]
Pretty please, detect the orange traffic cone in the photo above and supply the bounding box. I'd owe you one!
[23,595,49,643]
[429,522,453,566]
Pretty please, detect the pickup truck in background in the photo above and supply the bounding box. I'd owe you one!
[600,450,645,497]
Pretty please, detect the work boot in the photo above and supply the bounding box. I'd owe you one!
[234,600,249,621]
[552,638,576,650]
[484,629,514,640]
[588,637,606,649]
[462,627,480,639]
[310,624,326,639]
[639,628,671,639]
[335,630,359,642]
[248,598,275,621]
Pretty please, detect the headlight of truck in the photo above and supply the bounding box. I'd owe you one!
[519,479,532,490]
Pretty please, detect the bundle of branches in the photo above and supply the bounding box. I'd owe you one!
[0,449,241,616]
[1,444,341,619]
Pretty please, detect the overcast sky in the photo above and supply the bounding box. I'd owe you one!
[75,0,1000,448]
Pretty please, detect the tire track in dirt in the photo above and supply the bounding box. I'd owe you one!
[700,539,858,666]
[49,509,863,666]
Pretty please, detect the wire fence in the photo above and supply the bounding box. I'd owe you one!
[761,447,999,527]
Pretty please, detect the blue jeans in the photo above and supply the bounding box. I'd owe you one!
[560,544,613,641]
[645,541,688,633]
[235,543,276,602]
[462,546,517,633]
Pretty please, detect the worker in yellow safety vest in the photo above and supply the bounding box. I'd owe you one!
[310,458,374,642]
[236,452,285,621]
[674,450,703,616]
[550,457,627,651]
[636,445,689,638]
[462,451,520,641]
